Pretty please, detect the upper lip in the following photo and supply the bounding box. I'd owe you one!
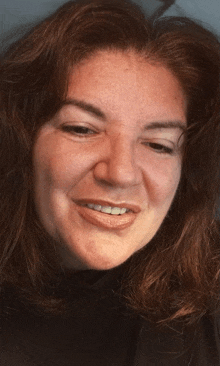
[74,198,141,213]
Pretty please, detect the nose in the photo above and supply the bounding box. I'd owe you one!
[93,135,142,188]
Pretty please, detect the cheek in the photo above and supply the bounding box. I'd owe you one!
[34,146,91,191]
[142,156,182,204]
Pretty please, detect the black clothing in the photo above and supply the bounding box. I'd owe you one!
[1,267,220,365]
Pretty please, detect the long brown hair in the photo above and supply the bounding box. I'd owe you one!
[1,0,220,324]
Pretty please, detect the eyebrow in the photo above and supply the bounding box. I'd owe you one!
[61,98,186,132]
[61,98,106,120]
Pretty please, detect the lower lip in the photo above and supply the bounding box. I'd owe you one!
[75,204,137,230]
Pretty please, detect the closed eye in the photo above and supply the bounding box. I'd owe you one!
[61,125,96,136]
[144,142,174,155]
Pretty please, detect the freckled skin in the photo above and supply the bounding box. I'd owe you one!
[33,50,187,270]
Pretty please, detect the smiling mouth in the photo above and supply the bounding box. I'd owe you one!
[74,200,139,230]
[81,203,130,215]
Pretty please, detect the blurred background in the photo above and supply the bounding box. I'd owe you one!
[0,0,219,49]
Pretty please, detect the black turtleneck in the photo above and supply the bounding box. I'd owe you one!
[1,265,220,365]
[0,266,140,366]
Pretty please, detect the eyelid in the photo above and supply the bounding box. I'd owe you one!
[142,137,175,147]
[141,138,177,155]
[60,122,99,134]
[147,142,174,154]
[143,130,183,145]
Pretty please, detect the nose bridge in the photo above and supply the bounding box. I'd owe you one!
[111,133,134,174]
[94,132,141,187]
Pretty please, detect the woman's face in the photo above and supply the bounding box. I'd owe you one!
[33,50,186,270]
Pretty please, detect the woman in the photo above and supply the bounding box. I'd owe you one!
[0,0,220,364]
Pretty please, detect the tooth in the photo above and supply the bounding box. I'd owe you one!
[85,203,128,215]
[87,203,95,209]
[94,204,102,211]
[111,207,121,215]
[100,206,112,214]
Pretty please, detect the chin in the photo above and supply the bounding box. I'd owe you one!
[81,256,127,271]
[64,248,132,271]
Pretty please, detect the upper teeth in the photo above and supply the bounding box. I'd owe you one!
[85,203,129,215]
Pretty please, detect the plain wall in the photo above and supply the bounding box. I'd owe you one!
[0,0,162,43]
[163,0,220,36]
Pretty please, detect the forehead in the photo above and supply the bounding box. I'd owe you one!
[66,50,187,124]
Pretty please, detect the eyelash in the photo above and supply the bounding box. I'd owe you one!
[143,142,174,155]
[61,125,96,135]
[61,125,174,155]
